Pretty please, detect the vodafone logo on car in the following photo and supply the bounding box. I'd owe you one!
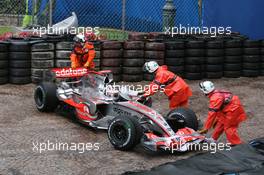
[52,68,87,78]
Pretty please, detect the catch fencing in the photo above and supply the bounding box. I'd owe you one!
[0,0,201,33]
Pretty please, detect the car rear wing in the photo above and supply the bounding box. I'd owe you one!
[50,67,113,79]
[51,67,88,78]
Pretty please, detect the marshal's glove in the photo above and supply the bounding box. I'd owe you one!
[71,63,77,69]
[84,48,89,54]
[212,119,217,129]
[198,129,208,134]
[84,62,90,68]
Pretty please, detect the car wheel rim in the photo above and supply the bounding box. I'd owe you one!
[167,114,185,131]
[112,124,128,144]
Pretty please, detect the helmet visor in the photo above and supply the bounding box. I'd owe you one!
[199,82,207,93]
[142,63,148,72]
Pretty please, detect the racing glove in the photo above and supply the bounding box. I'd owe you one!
[71,63,77,69]
[212,119,217,129]
[84,62,90,68]
[84,48,89,53]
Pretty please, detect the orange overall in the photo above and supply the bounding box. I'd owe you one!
[204,90,247,145]
[70,42,95,69]
[144,65,192,109]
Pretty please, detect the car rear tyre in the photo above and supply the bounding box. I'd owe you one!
[34,82,59,112]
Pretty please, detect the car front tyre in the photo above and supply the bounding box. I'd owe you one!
[107,116,141,151]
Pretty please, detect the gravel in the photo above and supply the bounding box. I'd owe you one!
[0,77,263,175]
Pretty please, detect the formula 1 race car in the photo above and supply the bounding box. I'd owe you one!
[34,67,205,152]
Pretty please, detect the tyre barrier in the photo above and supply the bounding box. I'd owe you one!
[149,32,172,41]
[165,41,185,78]
[42,34,70,43]
[31,42,55,84]
[2,35,264,84]
[144,42,165,81]
[261,40,264,76]
[224,40,243,78]
[184,40,205,80]
[242,40,260,77]
[205,40,224,79]
[55,41,74,68]
[9,40,32,84]
[93,41,102,71]
[0,42,8,85]
[101,41,123,82]
[128,32,149,41]
[122,41,145,82]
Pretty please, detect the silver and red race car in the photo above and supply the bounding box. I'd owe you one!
[34,67,205,152]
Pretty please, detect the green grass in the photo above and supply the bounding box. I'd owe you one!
[99,28,129,41]
[73,27,129,41]
[0,26,12,35]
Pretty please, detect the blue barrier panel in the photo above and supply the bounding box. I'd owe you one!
[53,0,122,28]
[51,0,199,32]
[203,0,264,39]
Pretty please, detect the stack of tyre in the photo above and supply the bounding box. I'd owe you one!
[242,40,260,77]
[224,40,243,78]
[31,42,55,83]
[55,41,74,68]
[93,41,101,71]
[122,41,145,82]
[261,40,264,76]
[165,41,185,77]
[184,40,205,80]
[9,40,31,84]
[204,40,224,79]
[128,32,149,41]
[0,42,8,85]
[144,42,165,81]
[101,41,123,82]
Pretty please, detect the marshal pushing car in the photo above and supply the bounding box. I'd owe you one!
[34,67,205,152]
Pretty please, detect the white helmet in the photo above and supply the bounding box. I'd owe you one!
[143,61,159,73]
[199,81,215,94]
[74,34,85,43]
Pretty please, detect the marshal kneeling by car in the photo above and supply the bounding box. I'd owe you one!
[34,67,207,152]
